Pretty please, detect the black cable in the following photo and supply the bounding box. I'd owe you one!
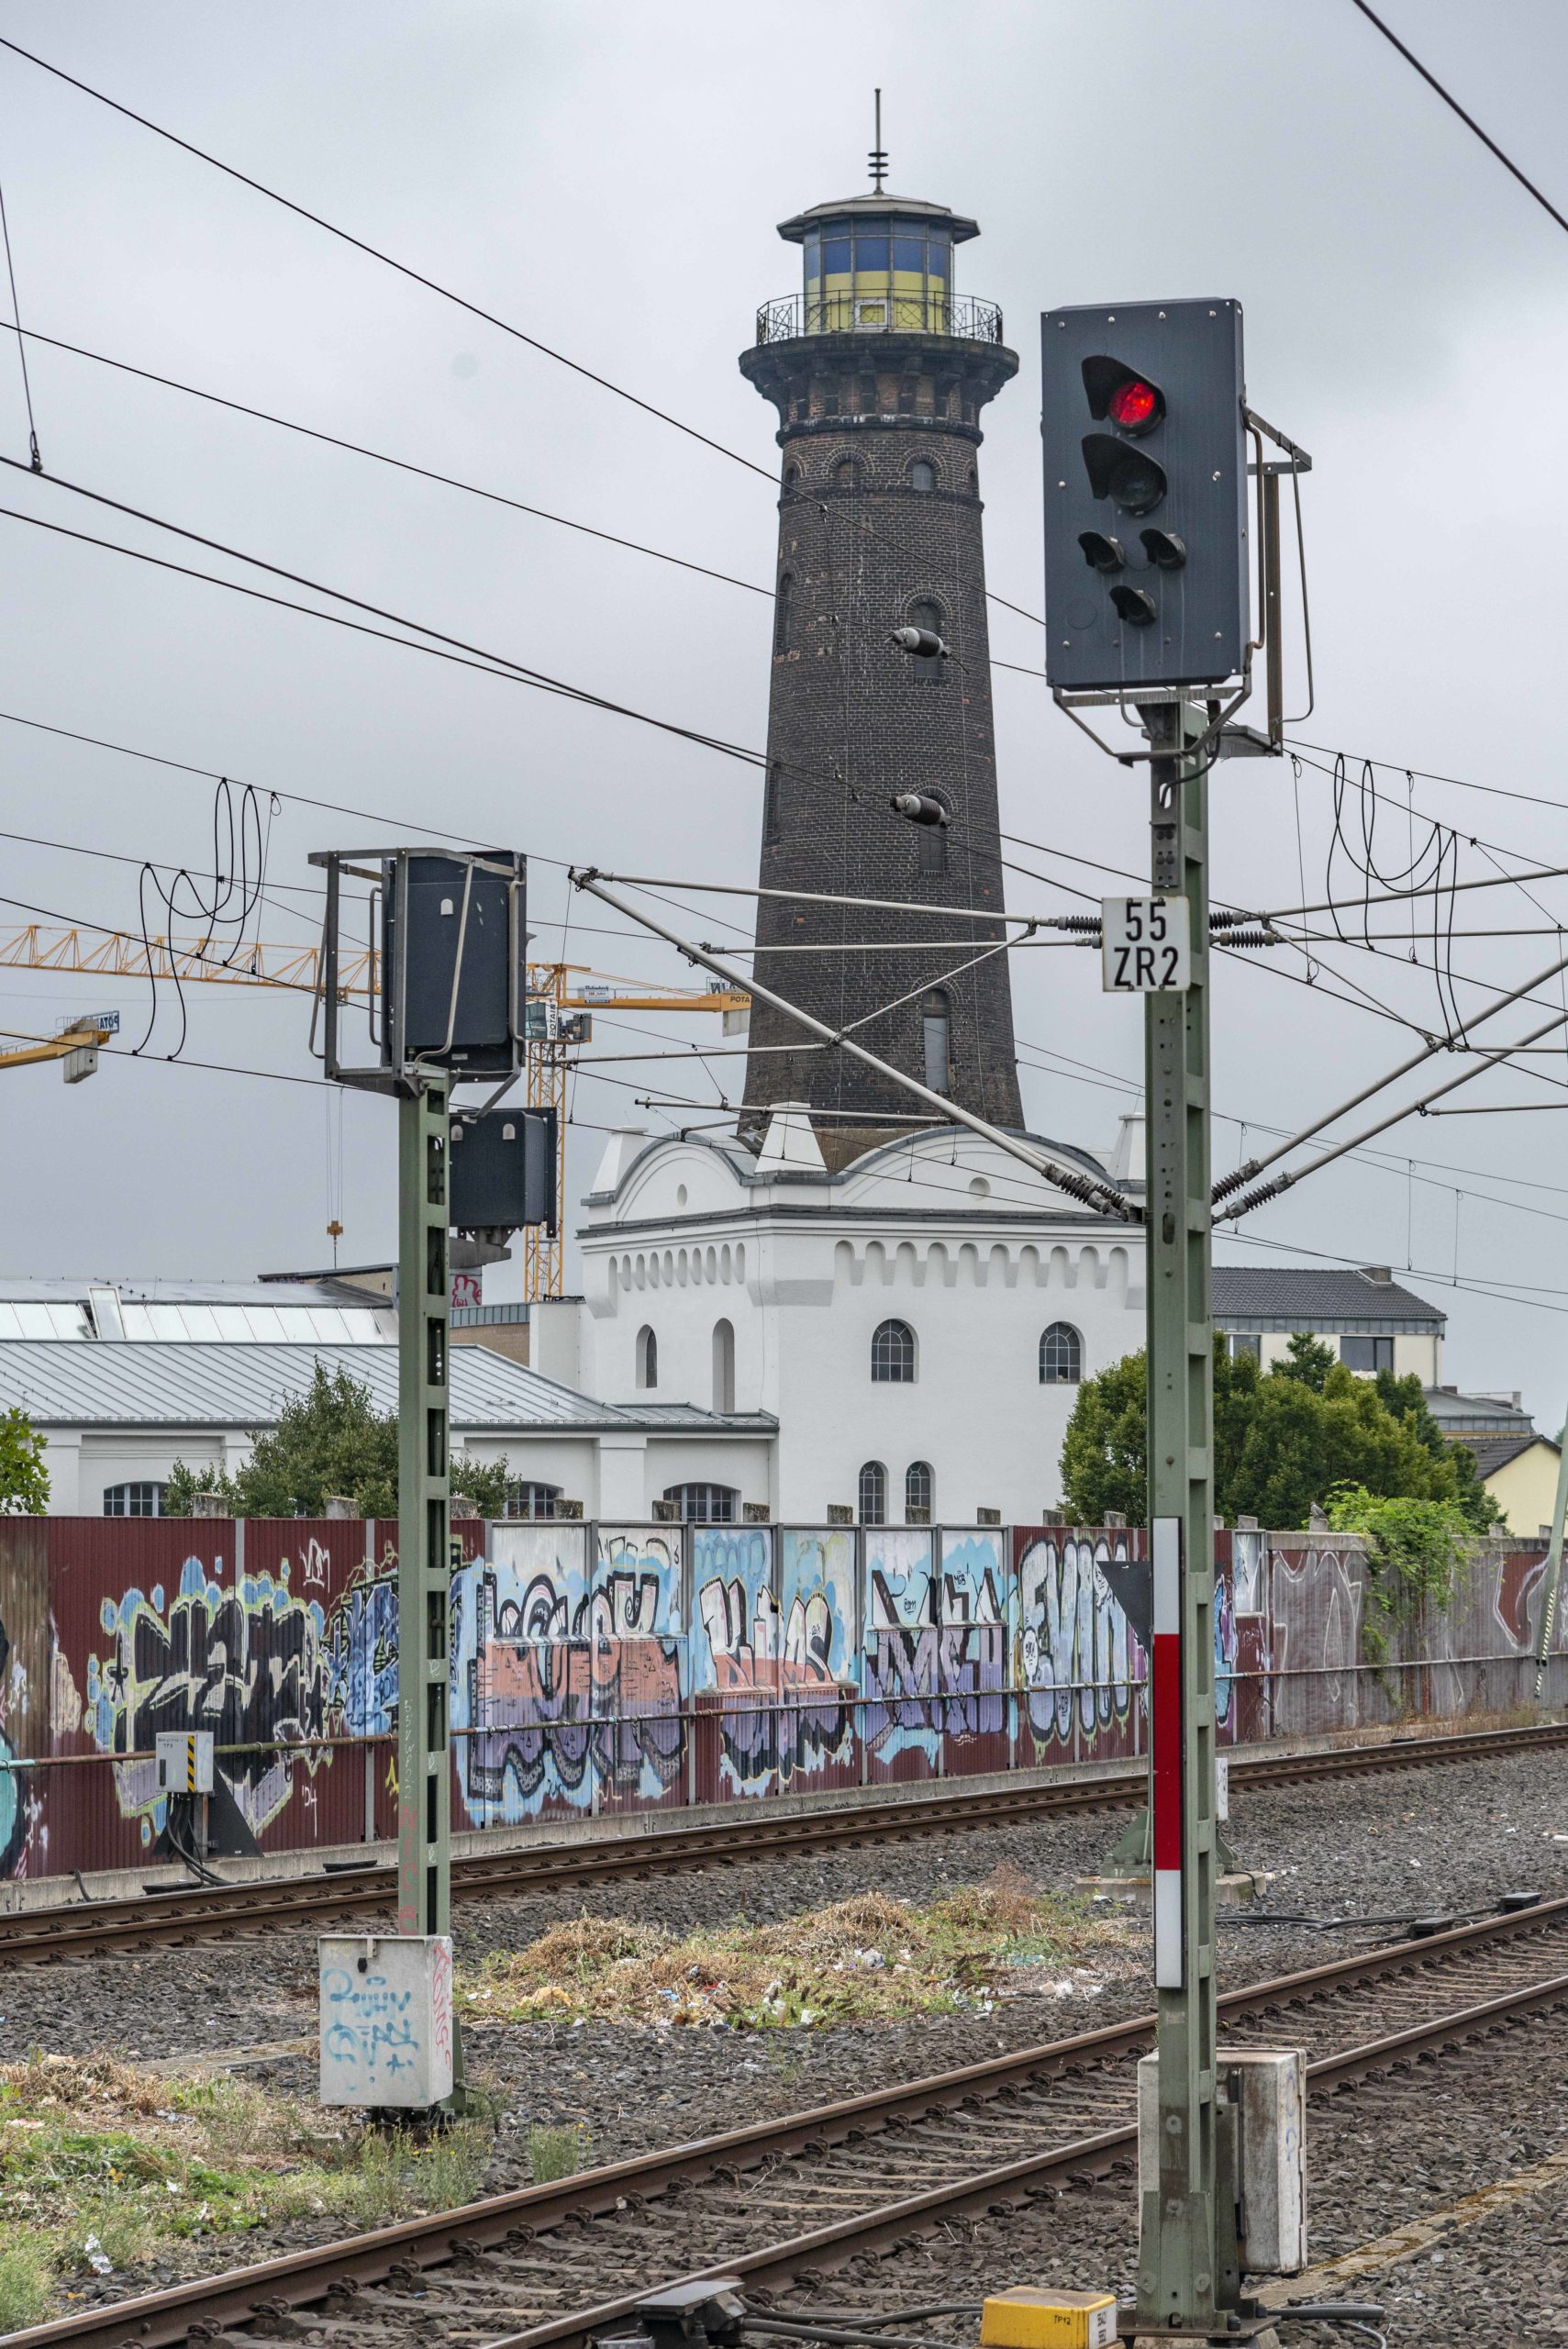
[1289,734,1568,822]
[0,488,776,770]
[0,316,769,596]
[0,184,39,468]
[1349,0,1568,237]
[0,34,777,484]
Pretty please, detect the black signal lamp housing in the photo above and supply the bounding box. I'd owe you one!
[1082,355,1165,435]
[1109,584,1158,627]
[1140,528,1187,571]
[1082,434,1167,515]
[1077,530,1126,573]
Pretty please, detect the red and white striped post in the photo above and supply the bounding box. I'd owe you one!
[1151,1513,1184,1991]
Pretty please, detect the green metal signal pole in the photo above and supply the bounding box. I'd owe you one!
[396,1068,464,2105]
[1137,699,1235,2335]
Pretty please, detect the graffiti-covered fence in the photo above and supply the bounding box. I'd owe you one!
[0,1518,1562,1882]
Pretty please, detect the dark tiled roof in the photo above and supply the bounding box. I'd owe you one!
[1211,1268,1444,1327]
[1467,1432,1557,1479]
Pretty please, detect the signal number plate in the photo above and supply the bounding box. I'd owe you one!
[1101,896,1190,994]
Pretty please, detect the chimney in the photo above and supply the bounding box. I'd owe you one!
[1361,1265,1393,1285]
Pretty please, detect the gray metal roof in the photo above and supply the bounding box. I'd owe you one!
[1212,1267,1445,1331]
[0,1341,775,1436]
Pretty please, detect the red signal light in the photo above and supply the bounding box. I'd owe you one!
[1107,378,1159,430]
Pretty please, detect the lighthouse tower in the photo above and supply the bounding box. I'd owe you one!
[738,155,1025,1168]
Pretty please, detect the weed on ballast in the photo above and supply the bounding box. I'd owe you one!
[461,1867,1134,2031]
[528,2121,591,2182]
[0,2051,496,2315]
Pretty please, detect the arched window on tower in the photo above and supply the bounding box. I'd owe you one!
[773,572,794,656]
[712,1318,735,1414]
[909,459,938,493]
[871,1319,916,1383]
[636,1325,658,1389]
[764,759,784,845]
[917,789,950,878]
[906,596,946,682]
[921,990,951,1095]
[1039,1323,1083,1386]
[834,454,865,494]
[905,1460,933,1523]
[858,1461,887,1525]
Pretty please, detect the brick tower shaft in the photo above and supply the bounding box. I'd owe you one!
[739,188,1023,1169]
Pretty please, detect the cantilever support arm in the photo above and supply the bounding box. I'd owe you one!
[570,868,1140,1223]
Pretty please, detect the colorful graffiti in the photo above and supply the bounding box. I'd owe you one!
[694,1528,856,1797]
[1,1513,1564,1882]
[86,1554,335,1842]
[450,1523,686,1824]
[1015,1531,1142,1759]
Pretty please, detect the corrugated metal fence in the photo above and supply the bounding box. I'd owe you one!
[0,1517,1559,1881]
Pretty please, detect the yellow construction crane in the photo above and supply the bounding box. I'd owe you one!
[0,1016,116,1081]
[0,925,748,1297]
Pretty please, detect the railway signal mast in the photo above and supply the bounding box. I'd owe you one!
[1041,299,1311,2341]
[310,846,552,2118]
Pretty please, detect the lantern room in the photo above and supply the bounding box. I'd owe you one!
[778,195,980,337]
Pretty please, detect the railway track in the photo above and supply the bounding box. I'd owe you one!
[17,1886,1568,2349]
[5,1715,1565,1965]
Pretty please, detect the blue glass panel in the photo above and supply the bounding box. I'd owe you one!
[822,237,851,274]
[892,237,925,273]
[928,240,949,278]
[804,235,820,282]
[855,233,890,272]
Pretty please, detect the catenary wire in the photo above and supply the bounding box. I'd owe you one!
[1348,0,1568,238]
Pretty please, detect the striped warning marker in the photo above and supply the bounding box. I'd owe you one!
[1151,1514,1183,1990]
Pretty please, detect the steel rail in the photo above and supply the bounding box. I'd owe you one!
[6,1718,1567,1965]
[11,1896,1568,2349]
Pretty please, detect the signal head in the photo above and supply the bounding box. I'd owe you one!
[1108,584,1158,627]
[1077,530,1126,573]
[1082,434,1167,516]
[1140,528,1187,571]
[1082,354,1166,436]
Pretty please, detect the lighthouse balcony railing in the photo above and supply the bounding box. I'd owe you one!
[755,291,1004,346]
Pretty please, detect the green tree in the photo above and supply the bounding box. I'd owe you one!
[1272,1331,1337,1390]
[1373,1366,1500,1531]
[165,1364,514,1520]
[0,1406,49,1515]
[1061,1338,1491,1531]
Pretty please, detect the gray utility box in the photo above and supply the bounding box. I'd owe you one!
[1138,2048,1307,2275]
[1040,297,1248,693]
[155,1731,215,1795]
[450,1106,558,1234]
[382,851,526,1078]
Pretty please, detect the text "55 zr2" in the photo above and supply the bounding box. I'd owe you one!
[1100,896,1191,994]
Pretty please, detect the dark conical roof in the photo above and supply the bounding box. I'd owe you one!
[776,194,980,245]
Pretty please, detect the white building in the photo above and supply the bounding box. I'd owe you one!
[0,1278,772,1520]
[534,1108,1147,1527]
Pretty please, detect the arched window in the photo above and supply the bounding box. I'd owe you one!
[871,1318,916,1383]
[858,1460,887,1525]
[636,1324,658,1389]
[712,1318,735,1413]
[905,1461,933,1522]
[921,989,951,1095]
[833,454,865,493]
[1040,1322,1083,1386]
[103,1481,166,1518]
[909,459,937,493]
[773,572,794,657]
[906,596,946,680]
[506,1481,562,1520]
[764,759,784,845]
[662,1481,737,1524]
[783,461,802,493]
[917,791,950,879]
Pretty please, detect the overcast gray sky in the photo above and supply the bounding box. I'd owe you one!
[3,1,1567,1420]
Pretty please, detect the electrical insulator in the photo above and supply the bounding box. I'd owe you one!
[889,793,951,828]
[889,626,948,659]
